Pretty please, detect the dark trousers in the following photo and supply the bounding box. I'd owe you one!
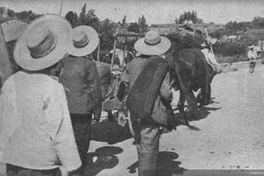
[249,61,256,73]
[6,164,61,176]
[70,114,92,164]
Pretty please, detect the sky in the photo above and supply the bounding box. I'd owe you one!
[1,0,264,25]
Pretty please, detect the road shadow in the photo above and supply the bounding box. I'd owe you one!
[84,146,123,176]
[156,151,187,176]
[189,106,221,122]
[195,97,221,121]
[173,97,221,131]
[91,119,132,144]
[172,97,221,130]
[127,151,186,176]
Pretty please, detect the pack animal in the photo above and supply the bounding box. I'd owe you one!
[169,48,216,125]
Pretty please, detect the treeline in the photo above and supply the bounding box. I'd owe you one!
[210,18,264,62]
[175,11,203,24]
[0,4,148,61]
[1,6,264,63]
[224,17,264,35]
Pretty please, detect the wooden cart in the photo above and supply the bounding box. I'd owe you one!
[98,31,145,112]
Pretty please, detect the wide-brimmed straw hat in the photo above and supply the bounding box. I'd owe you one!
[201,36,217,47]
[14,14,72,71]
[69,25,99,57]
[134,30,171,56]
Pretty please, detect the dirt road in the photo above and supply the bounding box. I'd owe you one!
[1,65,264,176]
[86,64,264,176]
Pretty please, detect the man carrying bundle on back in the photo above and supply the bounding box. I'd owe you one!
[118,30,176,176]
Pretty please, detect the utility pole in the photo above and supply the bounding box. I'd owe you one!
[59,0,64,15]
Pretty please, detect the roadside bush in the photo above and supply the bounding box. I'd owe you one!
[213,42,247,57]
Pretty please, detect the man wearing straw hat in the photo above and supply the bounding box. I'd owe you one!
[118,30,175,176]
[247,45,262,73]
[0,14,81,176]
[60,25,102,174]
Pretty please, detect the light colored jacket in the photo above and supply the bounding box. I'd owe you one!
[201,48,221,74]
[0,71,81,172]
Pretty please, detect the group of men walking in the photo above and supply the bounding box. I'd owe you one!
[0,14,102,176]
[0,14,222,176]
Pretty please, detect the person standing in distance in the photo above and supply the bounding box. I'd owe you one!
[247,45,261,73]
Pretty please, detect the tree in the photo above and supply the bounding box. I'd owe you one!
[16,10,40,23]
[65,11,78,27]
[77,4,100,29]
[138,16,141,25]
[99,18,117,55]
[86,9,99,28]
[79,3,86,25]
[7,9,16,17]
[139,15,148,33]
[128,22,140,33]
[122,15,126,25]
[175,11,203,24]
[225,21,247,34]
[252,16,264,28]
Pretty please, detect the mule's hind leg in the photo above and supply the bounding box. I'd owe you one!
[206,85,212,104]
[198,85,211,107]
[185,89,201,121]
[178,90,189,125]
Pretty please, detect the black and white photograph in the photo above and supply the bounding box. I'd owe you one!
[1,0,264,176]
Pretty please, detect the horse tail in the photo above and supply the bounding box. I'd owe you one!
[171,60,188,96]
[197,50,211,105]
[168,49,190,97]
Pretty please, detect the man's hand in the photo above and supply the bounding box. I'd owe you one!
[118,111,127,127]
